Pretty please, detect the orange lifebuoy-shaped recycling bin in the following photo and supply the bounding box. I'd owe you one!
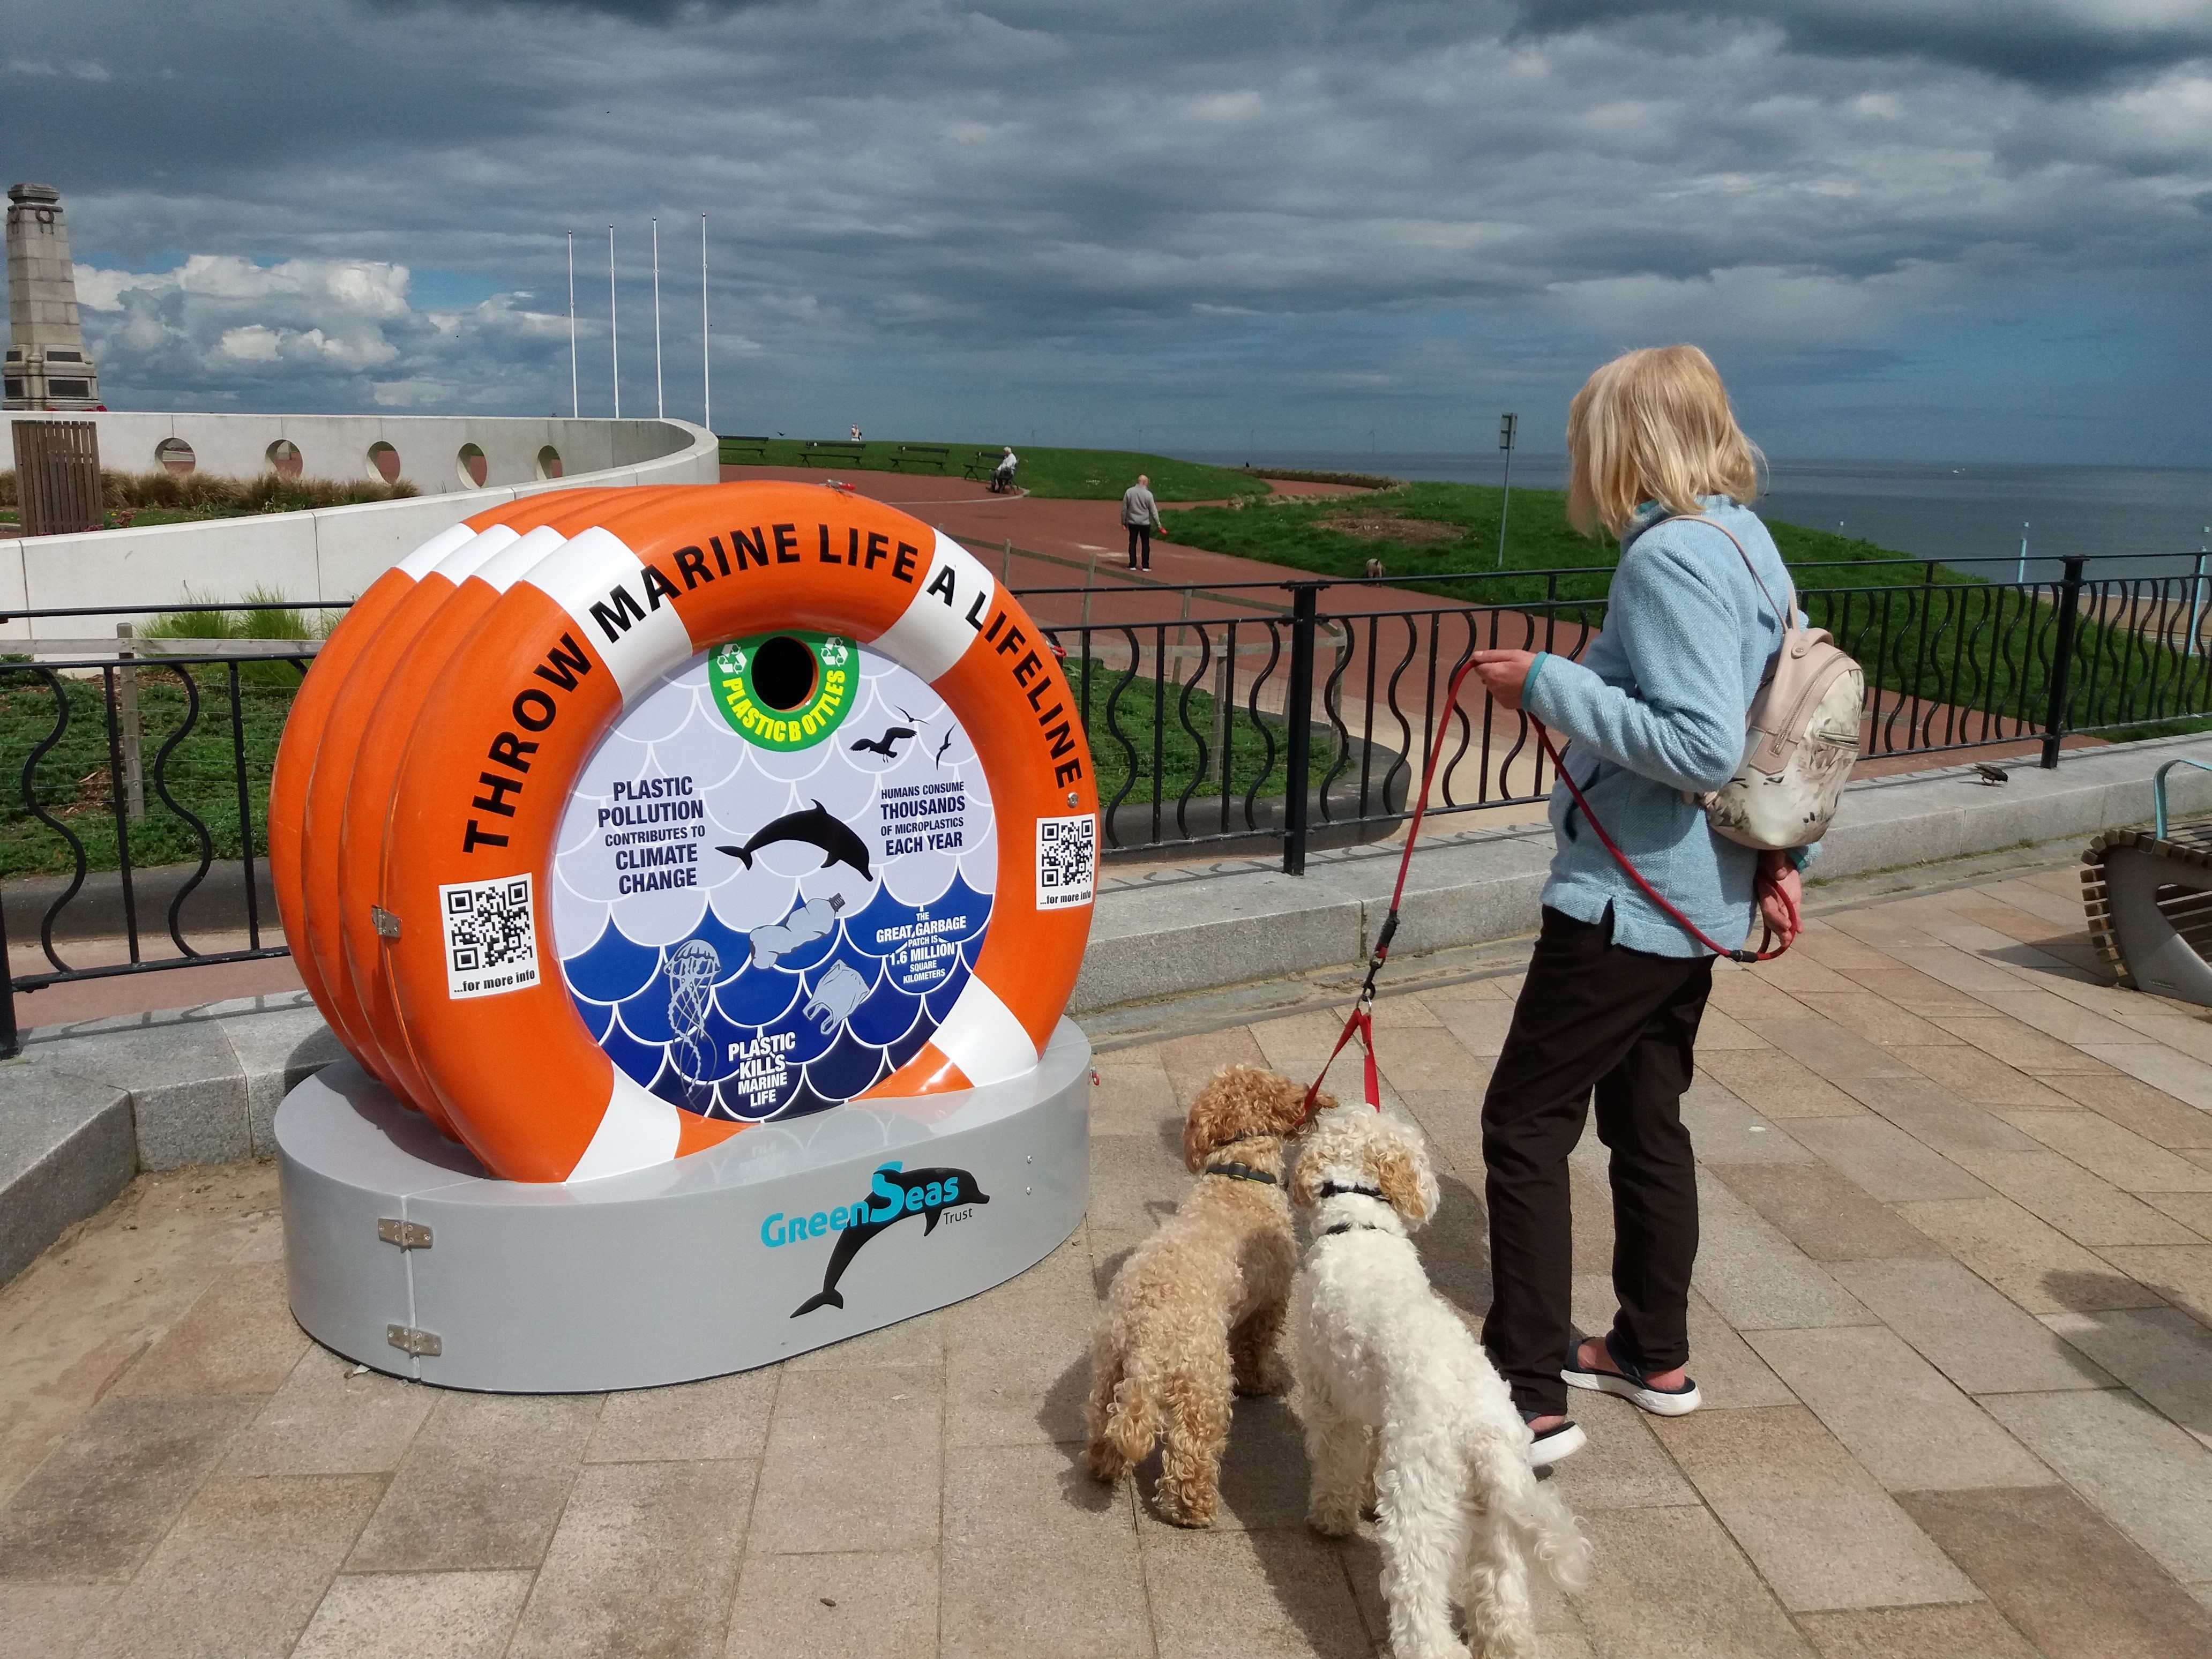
[278,482,1098,1185]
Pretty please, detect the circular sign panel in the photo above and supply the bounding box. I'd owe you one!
[553,638,995,1121]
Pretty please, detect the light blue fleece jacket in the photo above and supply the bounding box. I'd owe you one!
[1523,496,1812,959]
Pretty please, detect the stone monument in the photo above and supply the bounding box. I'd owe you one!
[4,183,100,411]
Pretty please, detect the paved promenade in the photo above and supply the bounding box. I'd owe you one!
[7,851,2212,1656]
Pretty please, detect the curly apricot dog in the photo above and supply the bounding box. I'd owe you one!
[1082,1064,1331,1526]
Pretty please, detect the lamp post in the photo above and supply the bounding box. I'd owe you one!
[2016,522,2029,586]
[566,231,578,419]
[651,217,664,421]
[1496,412,1519,569]
[608,226,620,419]
[700,214,710,433]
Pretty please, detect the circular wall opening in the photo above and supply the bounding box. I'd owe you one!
[154,438,196,475]
[456,443,488,488]
[367,441,401,484]
[266,439,303,479]
[749,636,818,711]
[534,445,564,481]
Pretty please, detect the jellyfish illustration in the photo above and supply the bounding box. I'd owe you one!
[665,938,722,1089]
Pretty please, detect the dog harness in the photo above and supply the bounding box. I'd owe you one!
[1317,1180,1385,1201]
[1204,1161,1277,1186]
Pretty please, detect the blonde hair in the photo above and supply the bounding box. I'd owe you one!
[1565,345,1762,537]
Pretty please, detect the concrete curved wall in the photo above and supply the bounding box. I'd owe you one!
[0,413,720,641]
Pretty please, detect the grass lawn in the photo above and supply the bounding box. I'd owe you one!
[1163,479,2212,748]
[1071,657,1288,814]
[717,438,1269,503]
[0,666,297,879]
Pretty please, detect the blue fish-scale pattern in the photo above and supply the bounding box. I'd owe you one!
[557,872,992,1123]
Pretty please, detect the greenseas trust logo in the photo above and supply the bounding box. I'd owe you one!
[764,1160,990,1317]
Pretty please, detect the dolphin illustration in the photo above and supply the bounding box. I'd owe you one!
[791,1163,990,1317]
[717,801,873,880]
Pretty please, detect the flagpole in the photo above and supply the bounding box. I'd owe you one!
[700,213,711,434]
[566,231,578,419]
[651,216,664,420]
[608,225,620,419]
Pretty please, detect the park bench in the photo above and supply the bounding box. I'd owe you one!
[961,449,1010,481]
[801,440,867,466]
[890,445,950,473]
[720,435,773,462]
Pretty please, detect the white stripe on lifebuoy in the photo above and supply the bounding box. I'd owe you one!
[923,978,1036,1088]
[569,1071,683,1182]
[870,530,997,683]
[520,527,693,700]
[398,521,481,579]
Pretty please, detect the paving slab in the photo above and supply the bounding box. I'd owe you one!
[2078,1041,2212,1111]
[1649,1406,1977,1612]
[1983,1388,2212,1583]
[1897,1195,2169,1314]
[1693,1047,1868,1119]
[724,1549,939,1659]
[219,1345,437,1477]
[1948,1147,2203,1247]
[1742,1327,2053,1492]
[78,1474,382,1659]
[344,1393,601,1573]
[0,1583,114,1659]
[2097,1244,2212,1324]
[1707,1162,1943,1262]
[1687,1170,1876,1332]
[1786,1116,1994,1204]
[505,1459,754,1659]
[1836,1075,2044,1155]
[107,1260,308,1399]
[1828,1257,2114,1396]
[2042,1307,2212,1448]
[2048,1070,2212,1149]
[1899,1484,2212,1659]
[1141,1525,1373,1659]
[941,1441,1150,1659]
[1568,1504,1817,1659]
[291,1570,533,1659]
[1795,1603,2040,1659]
[0,1395,257,1582]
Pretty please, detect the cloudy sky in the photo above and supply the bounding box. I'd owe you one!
[6,0,2209,463]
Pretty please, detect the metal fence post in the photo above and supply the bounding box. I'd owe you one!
[1283,582,1321,875]
[2043,556,2086,768]
[0,867,16,1059]
[116,623,145,820]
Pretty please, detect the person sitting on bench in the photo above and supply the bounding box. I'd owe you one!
[990,447,1018,492]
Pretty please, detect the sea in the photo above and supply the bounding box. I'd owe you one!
[1180,450,2212,583]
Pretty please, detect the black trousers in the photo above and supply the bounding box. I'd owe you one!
[1126,524,1152,567]
[1480,906,1712,1416]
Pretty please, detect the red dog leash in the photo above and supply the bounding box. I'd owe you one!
[1300,660,1793,1121]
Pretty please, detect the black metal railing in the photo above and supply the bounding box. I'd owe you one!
[5,551,2212,1049]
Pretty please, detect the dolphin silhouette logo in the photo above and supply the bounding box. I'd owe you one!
[791,1162,990,1317]
[718,801,873,881]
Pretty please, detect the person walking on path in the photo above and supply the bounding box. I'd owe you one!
[1464,344,1811,1468]
[1122,473,1162,570]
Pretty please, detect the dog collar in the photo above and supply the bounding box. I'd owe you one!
[1317,1182,1386,1202]
[1206,1161,1278,1186]
[1321,1220,1385,1237]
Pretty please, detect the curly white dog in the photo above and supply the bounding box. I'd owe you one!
[1293,1109,1591,1659]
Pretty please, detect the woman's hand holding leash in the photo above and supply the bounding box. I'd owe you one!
[1470,649,1539,713]
[1755,850,1803,947]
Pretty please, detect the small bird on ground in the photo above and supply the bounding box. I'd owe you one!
[1973,762,2009,786]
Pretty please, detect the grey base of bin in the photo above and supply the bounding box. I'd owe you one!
[276,1021,1092,1393]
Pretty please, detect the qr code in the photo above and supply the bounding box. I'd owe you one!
[439,873,541,999]
[1035,814,1097,910]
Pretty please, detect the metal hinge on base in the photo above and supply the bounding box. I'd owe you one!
[376,1218,432,1249]
[371,906,401,939]
[387,1324,442,1357]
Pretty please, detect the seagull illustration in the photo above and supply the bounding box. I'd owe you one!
[849,725,917,761]
[933,729,958,769]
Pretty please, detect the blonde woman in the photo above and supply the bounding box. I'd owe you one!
[1468,345,1809,1466]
